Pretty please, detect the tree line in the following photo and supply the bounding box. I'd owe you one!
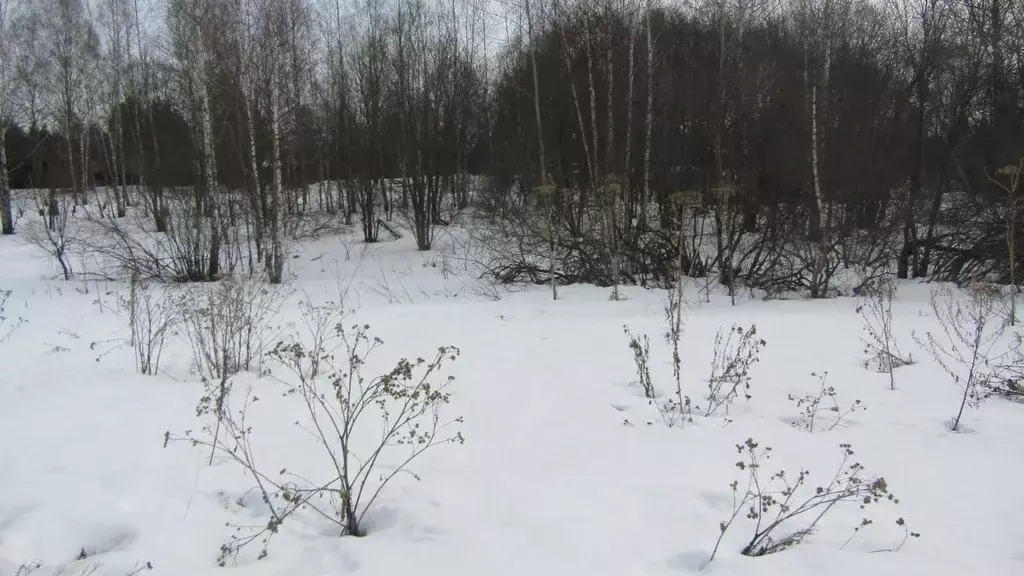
[0,0,1022,291]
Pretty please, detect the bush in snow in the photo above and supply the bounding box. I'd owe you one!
[167,299,463,564]
[623,325,655,400]
[0,288,24,345]
[856,275,913,390]
[623,299,765,426]
[178,277,286,381]
[986,332,1024,402]
[708,439,914,563]
[84,194,237,283]
[22,191,80,280]
[622,289,697,427]
[787,371,864,433]
[915,284,1008,432]
[176,277,286,465]
[116,273,178,375]
[661,289,694,426]
[703,324,764,418]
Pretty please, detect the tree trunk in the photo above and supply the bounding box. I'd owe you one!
[642,4,654,230]
[0,121,12,235]
[267,58,284,284]
[623,16,637,233]
[584,14,600,186]
[526,0,547,187]
[245,92,264,259]
[197,56,221,278]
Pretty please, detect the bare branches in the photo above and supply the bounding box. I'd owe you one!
[985,158,1024,324]
[623,325,655,399]
[0,287,24,345]
[167,299,463,562]
[857,275,913,389]
[22,191,81,280]
[704,324,764,418]
[915,284,1009,431]
[178,277,287,381]
[787,371,865,433]
[116,274,177,375]
[709,440,910,564]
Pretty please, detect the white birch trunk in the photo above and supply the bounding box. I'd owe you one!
[0,115,10,234]
[642,4,654,229]
[604,7,620,300]
[623,13,637,198]
[1,7,13,233]
[525,0,547,186]
[811,84,823,227]
[192,1,220,277]
[561,27,593,188]
[584,15,600,183]
[605,19,614,175]
[268,56,284,284]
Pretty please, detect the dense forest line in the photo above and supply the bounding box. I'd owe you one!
[0,0,1021,293]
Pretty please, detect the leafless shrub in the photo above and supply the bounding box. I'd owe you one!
[798,238,844,300]
[463,276,508,301]
[987,332,1024,402]
[178,277,287,381]
[704,324,765,417]
[283,208,347,243]
[708,440,912,564]
[116,274,178,375]
[371,259,415,304]
[469,199,688,290]
[84,195,239,282]
[621,291,696,427]
[623,325,655,400]
[915,284,1009,431]
[0,289,25,345]
[787,371,864,433]
[739,231,841,300]
[177,278,287,464]
[856,275,913,389]
[22,192,80,280]
[166,301,463,563]
[662,289,694,426]
[420,248,456,281]
[744,219,897,300]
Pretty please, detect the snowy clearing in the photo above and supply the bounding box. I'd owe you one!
[1,225,1022,576]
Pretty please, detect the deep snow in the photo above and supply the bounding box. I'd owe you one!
[1,221,1022,576]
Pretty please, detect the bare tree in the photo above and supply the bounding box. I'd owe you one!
[917,284,1008,431]
[41,0,98,205]
[525,0,548,185]
[253,0,288,283]
[23,189,79,280]
[986,158,1024,324]
[99,0,133,218]
[0,0,16,234]
[168,0,223,279]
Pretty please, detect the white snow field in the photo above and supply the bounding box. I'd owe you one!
[1,222,1023,576]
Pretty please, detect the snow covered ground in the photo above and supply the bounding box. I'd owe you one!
[1,222,1022,576]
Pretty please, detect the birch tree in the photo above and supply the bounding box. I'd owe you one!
[42,0,96,205]
[255,0,286,283]
[641,0,653,230]
[0,0,17,235]
[100,0,132,218]
[168,0,222,279]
